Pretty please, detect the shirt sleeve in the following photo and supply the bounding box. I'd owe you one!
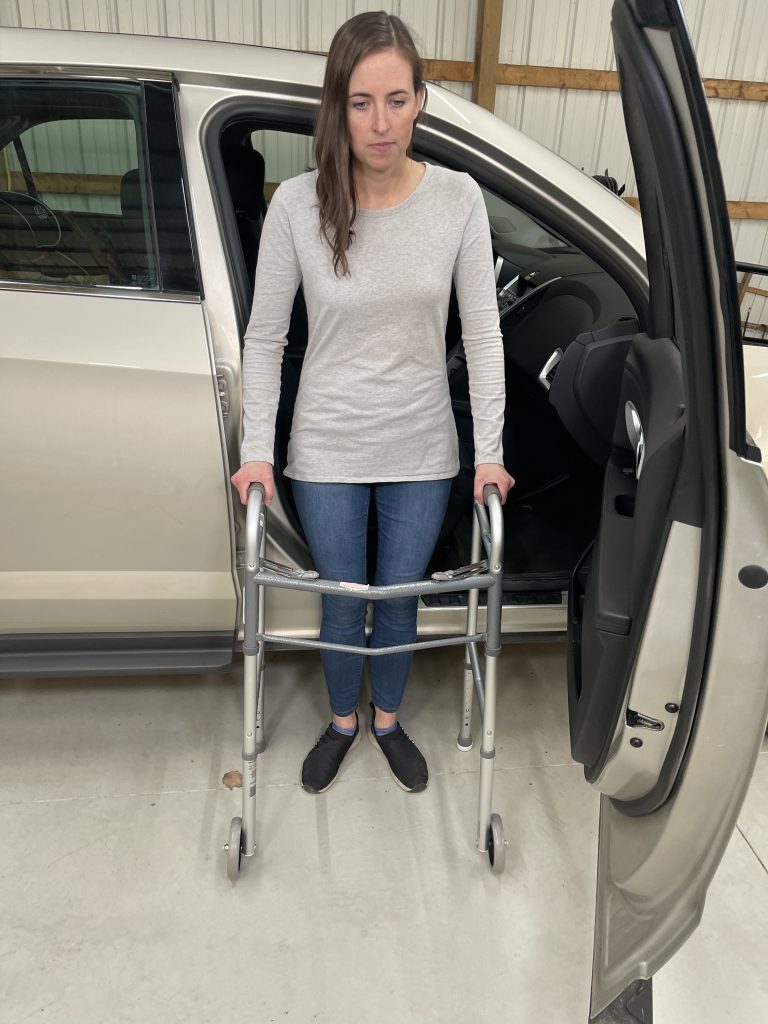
[453,175,506,467]
[240,184,302,465]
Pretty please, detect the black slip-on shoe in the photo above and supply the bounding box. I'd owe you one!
[300,719,360,794]
[367,702,428,793]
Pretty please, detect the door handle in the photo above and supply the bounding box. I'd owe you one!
[625,401,646,479]
[538,348,563,392]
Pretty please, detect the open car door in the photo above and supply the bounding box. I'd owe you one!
[553,1,768,1019]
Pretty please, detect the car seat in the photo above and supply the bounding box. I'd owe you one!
[222,144,267,286]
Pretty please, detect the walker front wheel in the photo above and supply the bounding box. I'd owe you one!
[487,813,506,875]
[226,816,243,882]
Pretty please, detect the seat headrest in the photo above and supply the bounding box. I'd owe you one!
[222,146,267,219]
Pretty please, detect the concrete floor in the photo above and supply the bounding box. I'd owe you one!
[1,641,767,1024]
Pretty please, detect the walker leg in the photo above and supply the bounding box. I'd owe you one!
[475,489,506,873]
[457,650,475,751]
[458,505,483,751]
[241,503,266,856]
[241,649,259,859]
[476,652,497,854]
[254,577,266,755]
[227,487,265,880]
[476,651,506,873]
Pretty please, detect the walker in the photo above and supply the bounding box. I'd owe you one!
[225,482,506,881]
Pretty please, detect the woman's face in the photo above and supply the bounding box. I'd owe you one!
[347,47,424,174]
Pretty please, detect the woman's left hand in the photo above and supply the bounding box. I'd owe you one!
[474,463,515,505]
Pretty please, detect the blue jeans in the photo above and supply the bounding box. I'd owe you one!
[291,479,452,716]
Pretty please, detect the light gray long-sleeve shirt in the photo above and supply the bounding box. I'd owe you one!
[241,162,505,482]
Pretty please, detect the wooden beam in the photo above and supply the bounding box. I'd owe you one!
[746,285,768,298]
[623,196,768,221]
[703,78,768,102]
[423,58,473,83]
[8,170,122,196]
[422,57,768,101]
[472,0,504,112]
[496,64,618,91]
[495,63,768,101]
[739,272,754,302]
[724,200,768,220]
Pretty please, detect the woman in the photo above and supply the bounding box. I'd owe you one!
[231,11,513,796]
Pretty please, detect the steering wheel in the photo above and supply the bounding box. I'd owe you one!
[0,190,62,248]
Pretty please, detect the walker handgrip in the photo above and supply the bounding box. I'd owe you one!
[482,483,501,505]
[245,483,266,570]
[474,485,503,568]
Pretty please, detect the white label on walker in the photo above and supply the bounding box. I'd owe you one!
[339,581,369,591]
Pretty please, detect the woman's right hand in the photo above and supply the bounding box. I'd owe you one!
[231,460,275,506]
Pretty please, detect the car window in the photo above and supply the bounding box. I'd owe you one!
[251,128,315,201]
[481,186,569,251]
[0,79,158,289]
[224,125,567,257]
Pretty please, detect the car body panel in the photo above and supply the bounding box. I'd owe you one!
[0,287,236,634]
[593,448,768,1013]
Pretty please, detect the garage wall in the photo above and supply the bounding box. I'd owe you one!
[1,0,766,324]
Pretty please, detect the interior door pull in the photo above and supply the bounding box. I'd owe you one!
[625,401,646,479]
[538,348,563,392]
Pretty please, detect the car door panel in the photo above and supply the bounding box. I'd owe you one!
[0,288,236,638]
[565,2,768,1018]
[0,74,237,671]
[593,449,768,1017]
[562,331,688,777]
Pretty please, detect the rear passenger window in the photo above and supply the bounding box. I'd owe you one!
[0,80,160,289]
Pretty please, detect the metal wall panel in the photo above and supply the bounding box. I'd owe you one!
[0,0,479,51]
[494,0,767,269]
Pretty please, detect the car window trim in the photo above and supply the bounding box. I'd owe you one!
[0,66,172,83]
[0,280,201,302]
[143,79,200,294]
[201,96,318,331]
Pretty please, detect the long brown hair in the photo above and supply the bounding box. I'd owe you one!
[314,11,425,277]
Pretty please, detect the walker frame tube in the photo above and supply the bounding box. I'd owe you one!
[458,511,484,750]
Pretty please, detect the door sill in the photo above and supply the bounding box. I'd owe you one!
[0,632,234,677]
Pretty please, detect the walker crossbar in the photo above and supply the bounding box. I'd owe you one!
[244,632,487,658]
[225,480,507,881]
[247,569,494,601]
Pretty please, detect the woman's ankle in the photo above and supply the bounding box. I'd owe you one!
[373,706,397,730]
[333,711,357,731]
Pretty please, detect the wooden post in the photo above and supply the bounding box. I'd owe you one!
[739,272,753,304]
[472,0,504,113]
